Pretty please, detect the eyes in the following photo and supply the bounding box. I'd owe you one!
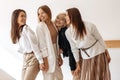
[38,12,45,16]
[21,14,26,18]
[18,12,26,20]
[38,9,46,16]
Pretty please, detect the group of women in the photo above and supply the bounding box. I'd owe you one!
[11,5,111,80]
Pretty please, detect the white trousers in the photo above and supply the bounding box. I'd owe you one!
[43,65,63,80]
[42,43,63,80]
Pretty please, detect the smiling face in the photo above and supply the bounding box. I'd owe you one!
[17,11,26,27]
[38,8,49,22]
[55,13,66,29]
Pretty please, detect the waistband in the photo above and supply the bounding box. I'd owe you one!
[24,51,34,55]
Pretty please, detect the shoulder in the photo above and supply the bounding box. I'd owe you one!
[65,26,72,37]
[84,21,95,27]
[22,24,30,32]
[24,25,35,35]
[37,22,45,28]
[36,22,46,30]
[84,21,96,31]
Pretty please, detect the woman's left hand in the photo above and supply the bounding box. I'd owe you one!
[57,55,63,67]
[73,61,80,76]
[105,49,111,63]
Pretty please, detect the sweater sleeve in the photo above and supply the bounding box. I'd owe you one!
[91,24,107,49]
[36,23,48,58]
[65,27,80,62]
[25,26,44,64]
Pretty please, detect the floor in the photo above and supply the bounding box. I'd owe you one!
[0,48,120,80]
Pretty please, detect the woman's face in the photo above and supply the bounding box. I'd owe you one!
[55,14,66,28]
[65,12,70,25]
[38,8,49,22]
[17,11,26,27]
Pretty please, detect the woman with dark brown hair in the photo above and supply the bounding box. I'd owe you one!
[11,9,44,80]
[36,5,63,80]
[65,7,111,80]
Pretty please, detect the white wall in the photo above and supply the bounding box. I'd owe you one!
[109,48,120,80]
[0,0,120,80]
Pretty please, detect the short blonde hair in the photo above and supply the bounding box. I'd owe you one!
[56,13,66,22]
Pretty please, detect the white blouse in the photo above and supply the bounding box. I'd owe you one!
[65,22,106,62]
[36,22,56,73]
[18,25,43,63]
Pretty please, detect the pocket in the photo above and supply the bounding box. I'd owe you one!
[29,58,38,66]
[27,54,38,66]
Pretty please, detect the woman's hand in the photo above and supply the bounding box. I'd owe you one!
[43,57,49,71]
[40,57,49,72]
[105,49,111,63]
[59,49,63,54]
[72,61,80,76]
[39,63,45,71]
[58,55,63,67]
[71,70,75,75]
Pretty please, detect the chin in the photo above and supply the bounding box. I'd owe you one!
[41,19,45,22]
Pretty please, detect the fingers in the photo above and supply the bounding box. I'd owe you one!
[72,62,80,76]
[58,62,63,67]
[108,57,111,63]
[105,49,111,63]
[73,69,80,76]
[42,57,49,72]
[39,63,45,71]
[71,70,79,76]
[44,62,49,71]
[39,62,49,72]
[57,56,63,67]
[71,71,74,76]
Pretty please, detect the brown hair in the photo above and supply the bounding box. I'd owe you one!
[37,5,52,21]
[66,8,87,39]
[11,9,26,44]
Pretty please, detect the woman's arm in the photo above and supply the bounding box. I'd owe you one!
[65,28,80,63]
[36,23,48,58]
[25,26,44,64]
[91,23,106,48]
[36,23,49,71]
[65,27,81,76]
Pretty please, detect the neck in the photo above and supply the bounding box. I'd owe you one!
[45,20,52,25]
[66,24,70,28]
[57,26,61,31]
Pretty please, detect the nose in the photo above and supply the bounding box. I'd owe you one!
[56,18,60,22]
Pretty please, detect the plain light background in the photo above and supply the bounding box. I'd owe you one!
[0,0,120,80]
